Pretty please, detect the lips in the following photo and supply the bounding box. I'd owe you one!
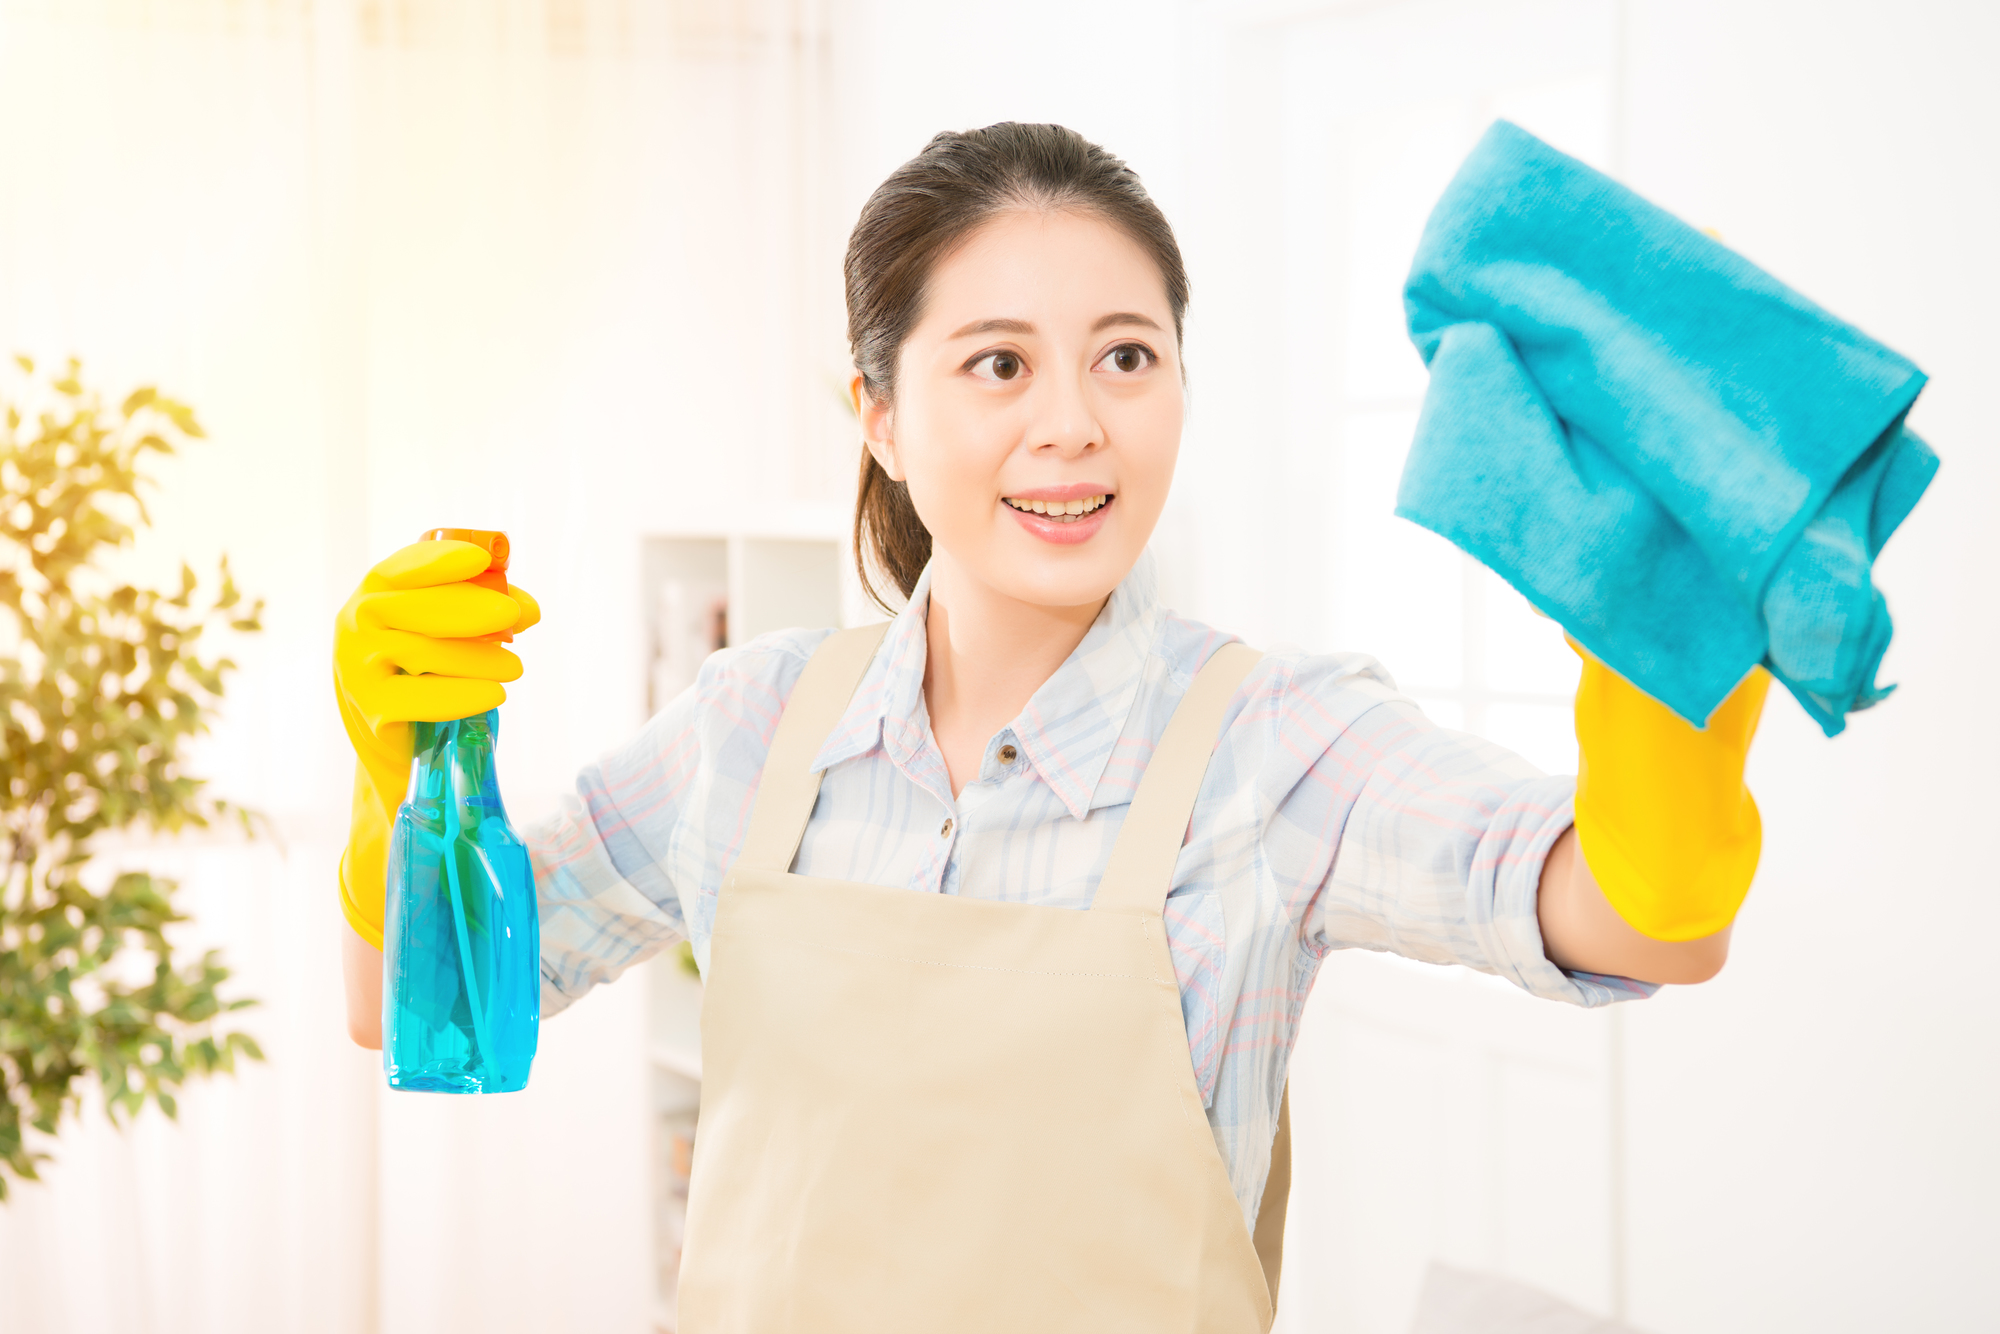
[1002,490,1115,545]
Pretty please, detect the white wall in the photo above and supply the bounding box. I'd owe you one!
[1616,3,1999,1328]
[1,1,1994,1331]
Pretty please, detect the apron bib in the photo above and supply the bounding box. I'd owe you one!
[680,625,1289,1332]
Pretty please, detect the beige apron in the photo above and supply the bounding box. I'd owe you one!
[680,625,1291,1333]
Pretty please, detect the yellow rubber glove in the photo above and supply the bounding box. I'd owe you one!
[1572,644,1771,942]
[333,539,540,949]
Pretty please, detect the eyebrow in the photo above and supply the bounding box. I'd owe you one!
[949,317,1035,339]
[946,312,1164,339]
[1090,311,1163,334]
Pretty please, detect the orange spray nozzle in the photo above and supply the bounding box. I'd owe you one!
[423,527,514,642]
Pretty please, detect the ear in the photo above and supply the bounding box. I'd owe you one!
[853,374,905,481]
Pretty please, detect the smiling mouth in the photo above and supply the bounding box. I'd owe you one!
[1003,493,1113,523]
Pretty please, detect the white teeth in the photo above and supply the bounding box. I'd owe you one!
[1005,494,1111,520]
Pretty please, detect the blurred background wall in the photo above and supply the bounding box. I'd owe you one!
[0,1,1993,1331]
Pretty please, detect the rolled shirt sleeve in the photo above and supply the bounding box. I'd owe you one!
[528,631,824,1017]
[530,693,698,1019]
[1273,662,1653,1007]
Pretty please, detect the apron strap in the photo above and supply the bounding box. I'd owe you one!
[1091,641,1263,915]
[1252,1082,1292,1307]
[735,622,893,874]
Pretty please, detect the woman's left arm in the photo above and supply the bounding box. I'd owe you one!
[1537,647,1770,986]
[1536,830,1731,984]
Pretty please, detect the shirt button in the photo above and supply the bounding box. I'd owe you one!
[998,744,1018,765]
[940,818,954,839]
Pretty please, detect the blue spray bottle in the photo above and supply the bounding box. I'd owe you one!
[382,528,540,1093]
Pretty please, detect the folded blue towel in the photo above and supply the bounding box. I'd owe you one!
[1399,121,1938,736]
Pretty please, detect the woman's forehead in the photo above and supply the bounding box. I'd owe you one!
[920,209,1174,333]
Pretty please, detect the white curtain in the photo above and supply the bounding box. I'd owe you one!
[0,4,841,1331]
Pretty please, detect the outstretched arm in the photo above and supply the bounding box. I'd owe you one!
[1537,829,1730,984]
[1538,648,1769,985]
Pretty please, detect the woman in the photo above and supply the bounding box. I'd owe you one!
[333,123,1756,1331]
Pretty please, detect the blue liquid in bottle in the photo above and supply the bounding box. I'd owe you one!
[383,709,540,1092]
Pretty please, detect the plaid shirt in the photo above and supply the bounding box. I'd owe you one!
[531,553,1649,1228]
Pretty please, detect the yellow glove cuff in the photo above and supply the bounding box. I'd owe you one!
[1573,652,1770,942]
[339,849,386,952]
[338,749,407,953]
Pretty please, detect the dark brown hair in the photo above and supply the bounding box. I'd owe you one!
[845,122,1191,610]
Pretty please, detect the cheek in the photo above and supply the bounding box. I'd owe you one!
[895,393,1012,531]
[1121,391,1184,503]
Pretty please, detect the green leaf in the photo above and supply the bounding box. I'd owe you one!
[0,358,266,1197]
[157,399,205,440]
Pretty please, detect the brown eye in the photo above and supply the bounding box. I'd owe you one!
[970,351,1025,383]
[1100,344,1153,375]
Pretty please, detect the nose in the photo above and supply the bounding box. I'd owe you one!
[1027,363,1102,459]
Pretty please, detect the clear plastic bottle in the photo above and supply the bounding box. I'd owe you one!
[382,529,539,1093]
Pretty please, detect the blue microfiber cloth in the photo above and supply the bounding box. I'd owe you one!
[1399,121,1939,736]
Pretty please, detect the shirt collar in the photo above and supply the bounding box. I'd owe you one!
[809,552,1165,820]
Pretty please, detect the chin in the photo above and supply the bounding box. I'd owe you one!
[990,546,1136,611]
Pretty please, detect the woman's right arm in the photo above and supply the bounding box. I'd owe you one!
[343,922,384,1049]
[531,628,833,1017]
[344,685,708,1048]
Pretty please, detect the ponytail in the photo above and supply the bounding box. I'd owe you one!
[852,446,931,610]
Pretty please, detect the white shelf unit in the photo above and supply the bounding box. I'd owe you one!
[642,531,866,714]
[648,958,704,1334]
[640,528,853,1332]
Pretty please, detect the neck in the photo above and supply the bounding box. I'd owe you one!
[922,554,1108,795]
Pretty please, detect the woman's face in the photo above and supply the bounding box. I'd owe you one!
[859,209,1183,614]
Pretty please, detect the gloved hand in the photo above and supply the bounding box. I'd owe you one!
[334,539,540,949]
[1572,643,1770,942]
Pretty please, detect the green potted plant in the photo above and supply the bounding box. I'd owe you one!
[0,356,265,1198]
